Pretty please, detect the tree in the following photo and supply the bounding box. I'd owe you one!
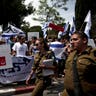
[33,0,68,24]
[0,0,35,30]
[75,0,96,37]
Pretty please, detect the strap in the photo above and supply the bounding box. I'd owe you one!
[72,55,84,96]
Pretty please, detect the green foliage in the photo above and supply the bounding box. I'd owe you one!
[0,0,35,29]
[75,0,96,38]
[33,0,68,24]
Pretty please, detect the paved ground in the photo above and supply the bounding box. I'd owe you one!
[0,77,64,96]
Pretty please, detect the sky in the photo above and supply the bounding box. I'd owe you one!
[24,0,76,27]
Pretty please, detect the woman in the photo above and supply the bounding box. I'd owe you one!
[26,38,57,96]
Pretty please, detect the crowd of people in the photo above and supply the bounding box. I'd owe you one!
[0,30,96,96]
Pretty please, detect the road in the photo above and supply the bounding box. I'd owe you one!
[0,77,64,96]
[14,79,64,96]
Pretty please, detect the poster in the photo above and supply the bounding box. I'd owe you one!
[28,32,39,41]
[0,44,13,69]
[0,56,34,84]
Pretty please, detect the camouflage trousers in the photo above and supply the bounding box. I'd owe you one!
[31,79,45,96]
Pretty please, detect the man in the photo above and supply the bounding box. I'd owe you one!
[12,36,29,57]
[61,31,96,96]
[49,38,65,77]
[9,35,17,51]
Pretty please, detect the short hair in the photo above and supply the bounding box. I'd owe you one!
[61,35,70,41]
[10,35,15,40]
[39,38,49,51]
[72,31,88,40]
[72,31,88,44]
[18,36,25,40]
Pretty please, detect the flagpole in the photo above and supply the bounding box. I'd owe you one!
[79,22,85,31]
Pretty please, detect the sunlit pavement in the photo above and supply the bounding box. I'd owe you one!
[0,77,64,96]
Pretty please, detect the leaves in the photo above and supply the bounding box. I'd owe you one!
[33,0,68,24]
[0,0,35,28]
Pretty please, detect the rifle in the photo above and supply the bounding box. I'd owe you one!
[72,55,84,96]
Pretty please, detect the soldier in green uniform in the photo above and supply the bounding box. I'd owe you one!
[61,31,96,96]
[26,38,57,96]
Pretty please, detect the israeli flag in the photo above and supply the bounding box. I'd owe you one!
[49,41,65,60]
[69,17,76,36]
[84,10,91,38]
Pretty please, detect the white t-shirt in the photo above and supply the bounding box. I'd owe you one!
[12,42,28,57]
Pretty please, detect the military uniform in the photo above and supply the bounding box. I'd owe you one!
[31,50,57,96]
[62,46,96,96]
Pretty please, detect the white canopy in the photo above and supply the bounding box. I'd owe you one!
[2,24,25,37]
[1,24,25,43]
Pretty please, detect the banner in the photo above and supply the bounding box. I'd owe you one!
[0,44,13,69]
[0,56,34,84]
[49,23,64,32]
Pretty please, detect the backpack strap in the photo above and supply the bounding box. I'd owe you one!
[72,55,84,96]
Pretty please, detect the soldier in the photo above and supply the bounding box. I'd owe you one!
[61,31,96,96]
[26,38,57,96]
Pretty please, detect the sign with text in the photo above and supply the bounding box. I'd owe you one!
[28,32,39,41]
[0,56,6,66]
[0,56,34,84]
[0,44,13,69]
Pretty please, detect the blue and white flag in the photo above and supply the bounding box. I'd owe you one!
[84,10,91,38]
[58,22,69,39]
[49,41,65,60]
[64,22,69,32]
[42,21,50,38]
[58,31,63,39]
[69,17,76,36]
[62,22,69,36]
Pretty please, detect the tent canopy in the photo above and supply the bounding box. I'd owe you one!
[2,24,25,37]
[1,24,25,43]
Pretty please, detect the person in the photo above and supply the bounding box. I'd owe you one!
[11,36,29,57]
[26,38,57,96]
[59,35,71,76]
[0,33,6,44]
[49,37,65,77]
[29,36,37,55]
[61,31,96,96]
[9,35,17,51]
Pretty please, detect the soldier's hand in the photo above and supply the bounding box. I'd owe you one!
[26,76,31,85]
